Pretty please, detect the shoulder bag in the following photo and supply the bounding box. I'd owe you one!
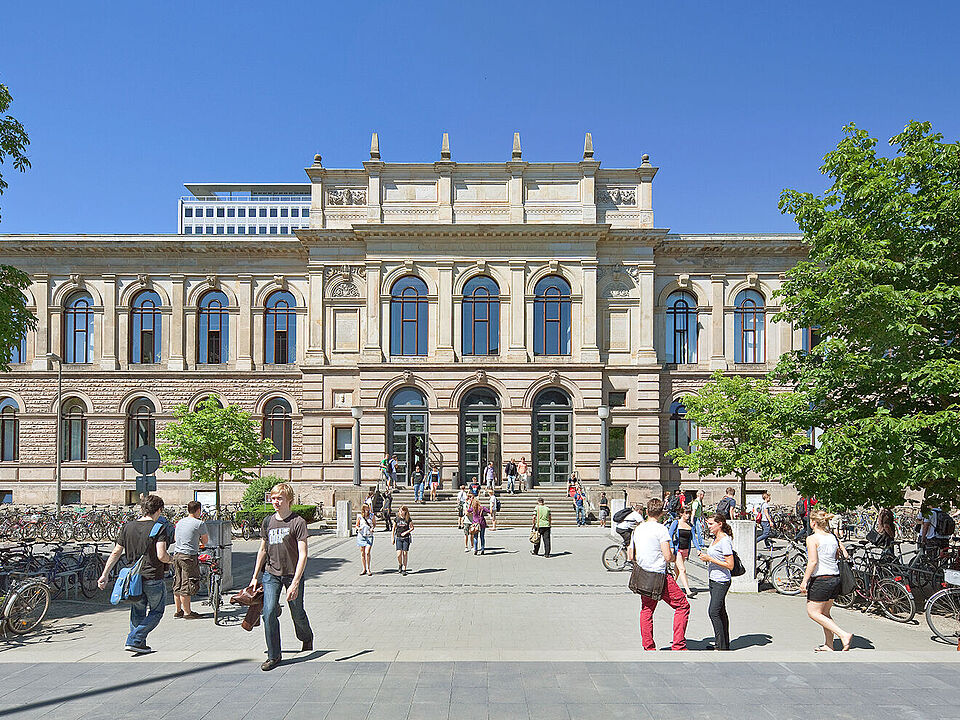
[111,520,165,605]
[529,527,541,544]
[628,563,666,599]
[834,535,856,595]
[731,551,746,577]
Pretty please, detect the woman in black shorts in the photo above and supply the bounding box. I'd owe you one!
[800,509,854,652]
[393,506,413,576]
[672,508,695,597]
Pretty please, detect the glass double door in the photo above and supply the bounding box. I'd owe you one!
[534,410,572,484]
[389,411,427,485]
[462,412,500,484]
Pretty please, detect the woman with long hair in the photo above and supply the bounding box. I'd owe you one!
[393,505,413,576]
[468,497,490,555]
[800,509,854,652]
[672,507,695,597]
[698,514,735,650]
[355,503,376,576]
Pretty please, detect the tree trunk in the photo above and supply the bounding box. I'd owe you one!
[739,472,748,519]
[215,474,221,520]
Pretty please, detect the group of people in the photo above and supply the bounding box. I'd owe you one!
[355,497,415,575]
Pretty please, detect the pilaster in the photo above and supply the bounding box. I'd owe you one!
[435,161,455,223]
[236,274,254,370]
[362,262,383,361]
[100,275,119,370]
[710,274,728,370]
[31,274,50,369]
[305,265,325,365]
[506,161,526,224]
[168,274,187,371]
[436,261,455,361]
[363,161,384,223]
[579,159,600,224]
[580,260,600,362]
[636,263,658,365]
[507,261,527,361]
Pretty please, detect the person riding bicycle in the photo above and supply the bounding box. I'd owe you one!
[614,502,645,548]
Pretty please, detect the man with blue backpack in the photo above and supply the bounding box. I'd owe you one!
[98,494,174,654]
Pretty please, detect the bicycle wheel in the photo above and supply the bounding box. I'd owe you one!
[241,521,252,541]
[39,522,59,543]
[79,558,100,598]
[876,578,916,623]
[210,574,221,624]
[601,545,627,571]
[925,587,960,644]
[772,557,804,595]
[4,581,51,635]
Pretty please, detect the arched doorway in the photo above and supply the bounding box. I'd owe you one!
[387,388,428,485]
[460,388,501,485]
[533,388,572,484]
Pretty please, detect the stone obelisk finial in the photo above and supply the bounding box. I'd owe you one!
[370,132,380,160]
[583,132,594,159]
[441,132,451,160]
[512,132,522,160]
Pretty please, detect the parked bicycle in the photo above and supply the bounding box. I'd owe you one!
[199,547,224,624]
[755,540,807,595]
[835,541,916,623]
[1,574,51,636]
[924,568,960,644]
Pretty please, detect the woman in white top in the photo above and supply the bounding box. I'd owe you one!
[800,509,853,652]
[355,504,376,576]
[698,514,735,650]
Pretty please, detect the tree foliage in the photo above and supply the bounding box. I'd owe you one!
[0,83,31,223]
[775,121,960,509]
[158,396,278,513]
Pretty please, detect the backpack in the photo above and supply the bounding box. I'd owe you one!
[666,496,680,514]
[613,506,633,524]
[495,497,501,512]
[795,498,807,517]
[934,510,956,538]
[716,497,734,519]
[110,520,166,605]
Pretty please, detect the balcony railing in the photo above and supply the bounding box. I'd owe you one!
[180,195,310,203]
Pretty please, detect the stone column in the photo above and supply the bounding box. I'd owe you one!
[100,275,119,370]
[710,274,727,370]
[636,261,657,365]
[507,158,526,224]
[31,274,50,370]
[436,261,455,361]
[579,158,599,224]
[581,261,600,362]
[362,263,383,361]
[436,160,454,223]
[236,275,254,370]
[305,266,325,365]
[364,158,384,223]
[507,261,526,361]
[168,275,187,371]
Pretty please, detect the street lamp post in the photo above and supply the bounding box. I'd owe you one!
[48,353,63,512]
[597,405,610,487]
[351,406,363,487]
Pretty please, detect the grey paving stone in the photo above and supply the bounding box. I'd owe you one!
[407,701,449,720]
[282,702,334,720]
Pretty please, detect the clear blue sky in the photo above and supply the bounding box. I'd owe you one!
[1,1,957,235]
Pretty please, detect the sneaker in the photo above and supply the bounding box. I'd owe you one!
[183,612,202,620]
[124,644,153,654]
[173,610,184,619]
[464,547,470,553]
[261,658,281,671]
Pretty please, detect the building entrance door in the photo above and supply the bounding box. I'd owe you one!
[461,388,501,486]
[533,389,572,484]
[388,388,428,486]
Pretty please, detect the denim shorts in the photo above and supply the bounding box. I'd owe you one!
[357,534,373,548]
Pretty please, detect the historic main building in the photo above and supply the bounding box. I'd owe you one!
[0,133,806,506]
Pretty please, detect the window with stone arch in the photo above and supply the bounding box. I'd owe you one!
[0,398,19,461]
[63,291,94,364]
[60,397,87,462]
[265,290,296,364]
[126,397,156,460]
[262,397,293,461]
[198,290,229,364]
[734,289,765,363]
[390,276,428,356]
[534,275,571,356]
[665,291,698,364]
[462,275,500,356]
[668,400,696,454]
[130,290,162,364]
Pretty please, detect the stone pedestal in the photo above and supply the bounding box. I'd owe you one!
[609,498,626,539]
[205,520,234,590]
[336,500,352,538]
[730,519,758,593]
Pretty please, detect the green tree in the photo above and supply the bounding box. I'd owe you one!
[158,396,278,515]
[776,121,960,509]
[666,371,808,505]
[0,82,31,222]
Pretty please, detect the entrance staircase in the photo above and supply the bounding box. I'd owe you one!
[385,486,583,528]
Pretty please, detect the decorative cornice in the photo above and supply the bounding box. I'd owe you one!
[0,236,307,257]
[657,234,806,257]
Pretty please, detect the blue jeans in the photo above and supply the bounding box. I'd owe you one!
[576,506,585,525]
[757,521,773,549]
[413,482,424,502]
[472,526,486,552]
[262,572,313,661]
[126,578,166,647]
[692,518,705,551]
[507,476,516,493]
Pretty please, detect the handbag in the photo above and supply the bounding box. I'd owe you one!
[629,564,666,598]
[838,555,856,595]
[110,520,165,605]
[731,551,746,577]
[529,528,541,544]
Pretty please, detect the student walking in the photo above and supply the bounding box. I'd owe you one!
[630,497,690,651]
[247,483,313,671]
[698,514,735,650]
[518,457,529,489]
[574,489,586,526]
[690,489,706,550]
[428,467,440,502]
[469,497,490,554]
[381,454,392,488]
[393,505,414,575]
[356,504,376,575]
[598,492,610,528]
[97,494,174,654]
[670,508,695,598]
[716,487,737,520]
[381,487,393,532]
[531,497,552,558]
[172,500,209,619]
[484,461,497,489]
[412,465,425,503]
[457,486,468,529]
[488,489,499,530]
[800,509,853,652]
[756,491,774,550]
[504,459,518,494]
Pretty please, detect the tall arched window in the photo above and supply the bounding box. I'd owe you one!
[669,400,696,453]
[532,388,572,483]
[387,388,428,484]
[0,398,18,461]
[390,277,428,356]
[8,334,26,364]
[126,397,156,460]
[198,290,229,364]
[534,276,571,356]
[63,291,94,364]
[131,290,162,364]
[462,276,500,356]
[665,291,698,363]
[265,291,296,364]
[262,397,293,461]
[734,289,765,363]
[61,398,87,462]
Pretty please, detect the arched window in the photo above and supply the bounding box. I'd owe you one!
[7,334,25,364]
[262,397,292,461]
[387,388,428,483]
[265,291,296,364]
[126,397,155,460]
[462,276,500,356]
[60,398,87,462]
[390,277,428,356]
[63,291,94,364]
[534,276,571,356]
[532,388,572,483]
[734,289,765,363]
[669,401,696,454]
[801,326,822,353]
[0,398,18,461]
[461,387,501,482]
[131,290,162,364]
[665,291,698,364]
[192,395,224,412]
[198,290,229,364]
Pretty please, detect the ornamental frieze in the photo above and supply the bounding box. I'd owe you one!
[326,188,367,206]
[322,265,366,281]
[596,187,637,206]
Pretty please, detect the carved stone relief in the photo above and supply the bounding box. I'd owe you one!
[596,187,637,206]
[331,281,360,298]
[322,265,366,281]
[326,188,367,206]
[598,263,642,284]
[603,283,631,298]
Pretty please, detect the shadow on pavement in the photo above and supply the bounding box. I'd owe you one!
[730,633,774,649]
[0,621,91,652]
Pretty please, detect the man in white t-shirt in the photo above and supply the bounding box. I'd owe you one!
[629,497,690,651]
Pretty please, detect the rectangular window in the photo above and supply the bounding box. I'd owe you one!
[184,207,193,218]
[608,426,626,460]
[216,226,225,234]
[227,207,235,218]
[216,207,225,217]
[259,208,267,217]
[280,226,289,234]
[259,226,267,234]
[205,226,214,235]
[227,226,235,234]
[291,208,299,217]
[608,391,627,408]
[238,208,246,218]
[334,427,352,460]
[61,490,81,505]
[184,226,192,235]
[205,208,214,217]
[269,207,277,217]
[208,331,221,364]
[140,329,155,363]
[269,226,277,234]
[0,489,11,504]
[195,226,202,234]
[280,207,288,217]
[238,226,246,234]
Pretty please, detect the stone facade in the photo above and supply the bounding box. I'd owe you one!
[0,135,807,506]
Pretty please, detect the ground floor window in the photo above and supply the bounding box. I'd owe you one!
[608,426,626,461]
[533,388,572,484]
[334,426,352,460]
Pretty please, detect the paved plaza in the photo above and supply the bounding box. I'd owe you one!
[2,527,959,718]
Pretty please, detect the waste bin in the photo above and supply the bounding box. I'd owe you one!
[524,472,535,491]
[205,519,233,591]
[452,469,462,489]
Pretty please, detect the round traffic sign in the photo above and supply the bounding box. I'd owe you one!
[130,445,161,475]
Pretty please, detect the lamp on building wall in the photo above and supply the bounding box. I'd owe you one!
[47,353,63,511]
[351,406,364,486]
[597,405,611,487]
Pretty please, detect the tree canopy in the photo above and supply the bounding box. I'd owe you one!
[775,121,960,509]
[0,83,30,223]
[158,396,278,514]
